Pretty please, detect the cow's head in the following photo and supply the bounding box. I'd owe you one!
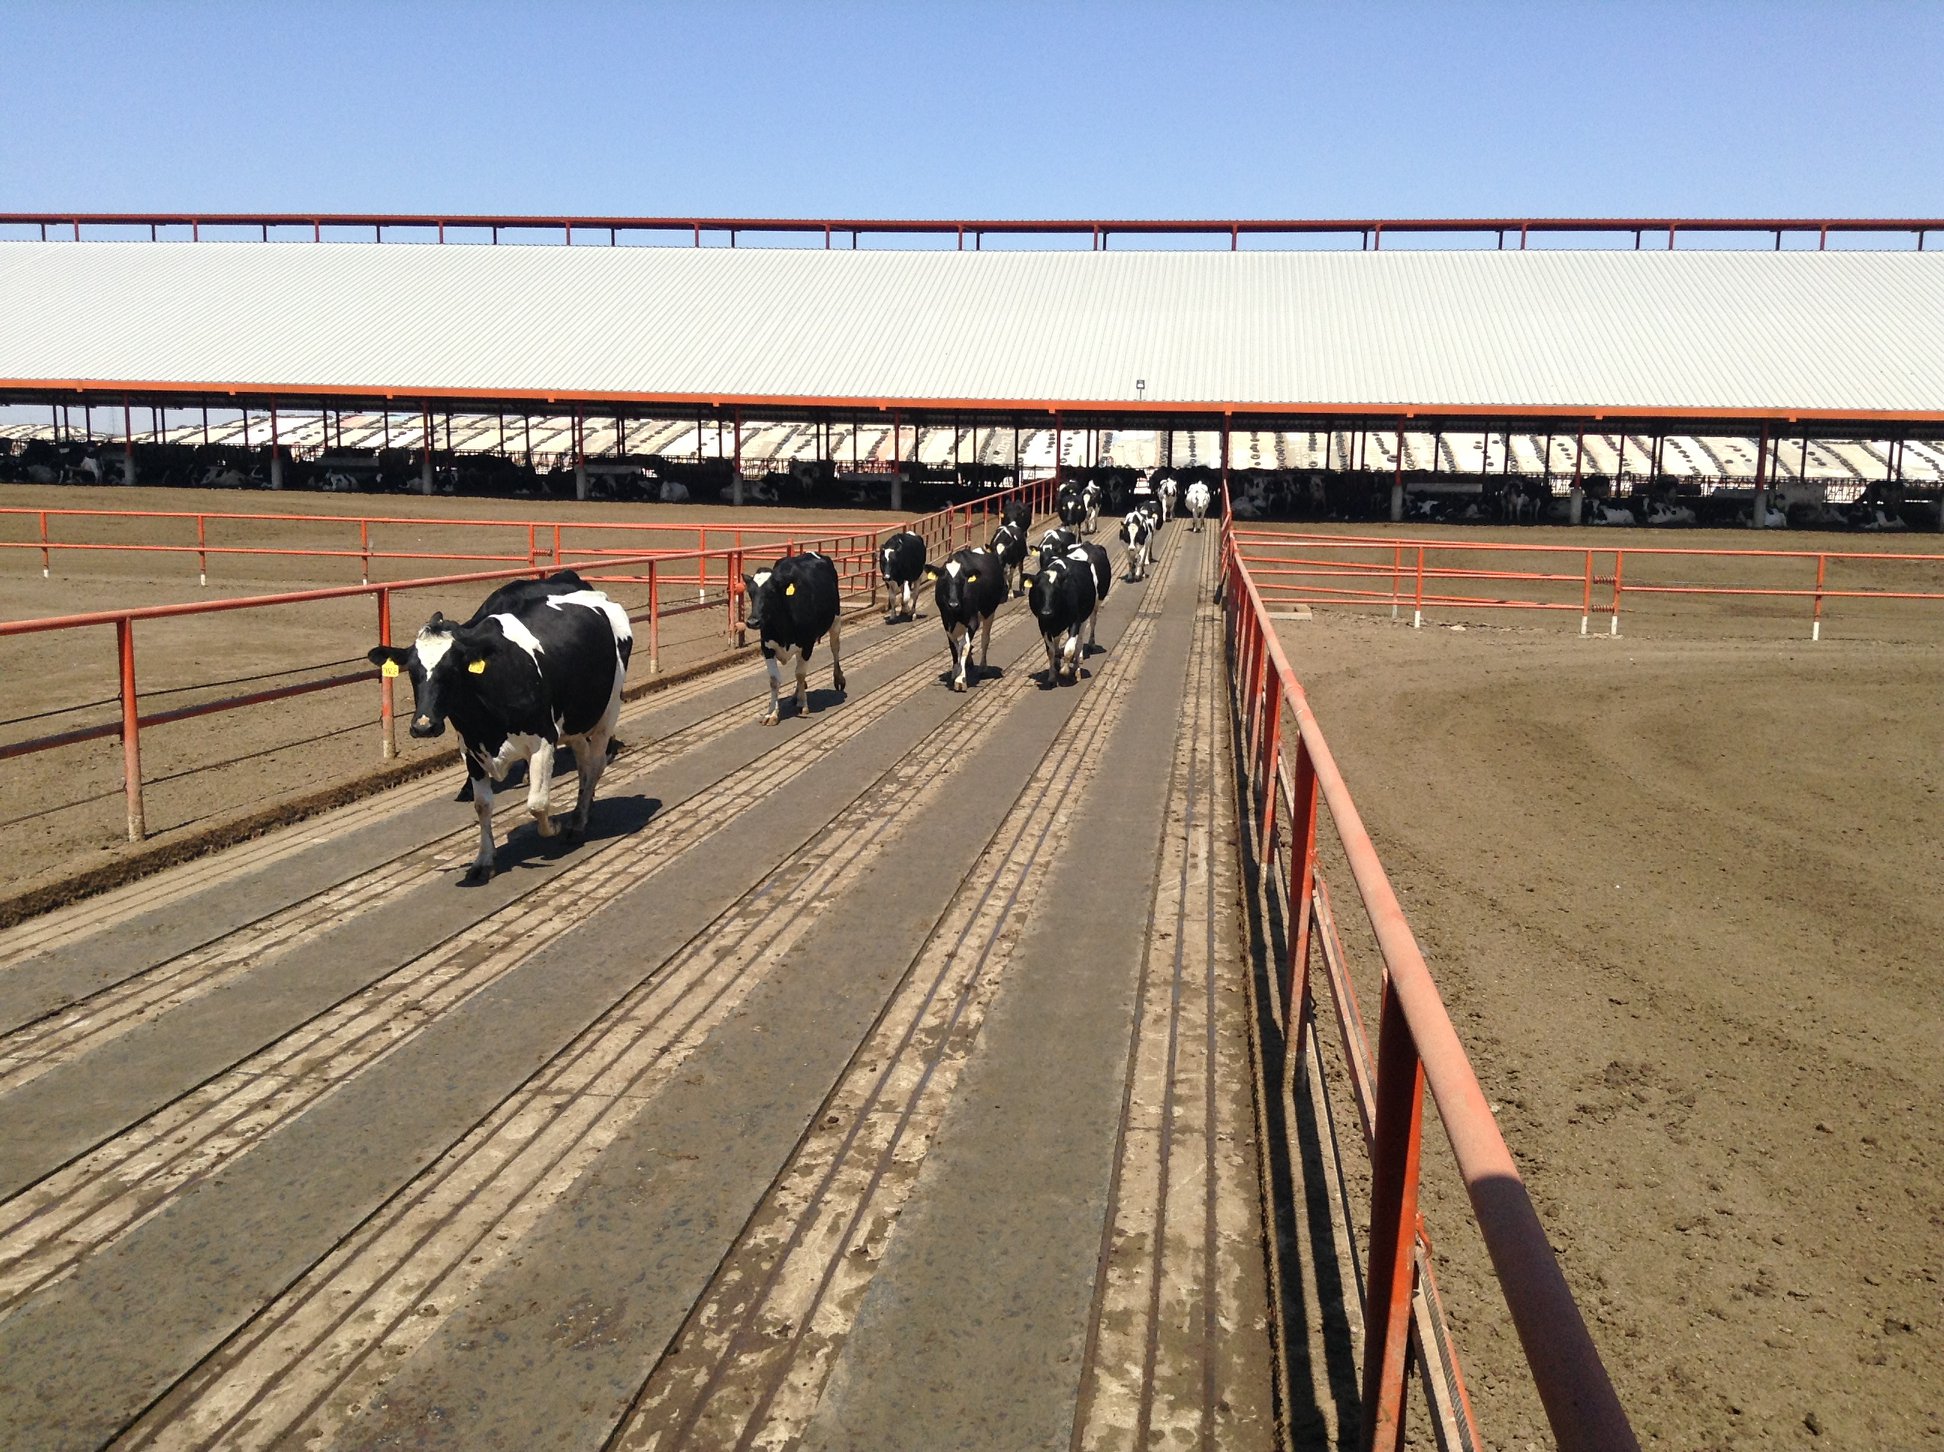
[740,568,780,639]
[367,612,492,739]
[922,555,987,619]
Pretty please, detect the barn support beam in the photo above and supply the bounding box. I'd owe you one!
[1391,419,1405,521]
[733,408,744,506]
[1570,422,1586,525]
[122,397,136,487]
[891,410,902,512]
[269,399,283,489]
[575,406,589,501]
[1750,421,1771,528]
[420,407,434,495]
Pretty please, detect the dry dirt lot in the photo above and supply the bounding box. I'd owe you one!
[1277,593,1942,1448]
[0,485,899,898]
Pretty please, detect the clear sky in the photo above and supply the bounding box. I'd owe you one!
[1,1,1940,224]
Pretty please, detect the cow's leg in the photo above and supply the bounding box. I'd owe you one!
[525,738,557,837]
[762,652,782,725]
[949,623,968,692]
[977,614,993,678]
[1086,602,1100,651]
[564,733,605,840]
[1042,632,1059,685]
[465,772,496,884]
[1061,630,1081,681]
[794,649,809,716]
[829,616,846,695]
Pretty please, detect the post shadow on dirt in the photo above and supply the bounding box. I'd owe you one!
[1228,687,1365,1447]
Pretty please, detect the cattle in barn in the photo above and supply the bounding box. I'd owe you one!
[368,570,631,884]
[1028,551,1098,685]
[742,551,847,724]
[923,547,1009,691]
[1036,526,1079,570]
[988,520,1029,596]
[1120,508,1156,580]
[878,529,928,622]
[1644,498,1697,526]
[1081,482,1102,536]
[1588,501,1637,526]
[1157,478,1178,524]
[1057,484,1087,531]
[1184,480,1211,531]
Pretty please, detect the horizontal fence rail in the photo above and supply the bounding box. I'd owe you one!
[1233,529,1944,639]
[3,211,1941,251]
[1220,494,1638,1450]
[0,478,1054,844]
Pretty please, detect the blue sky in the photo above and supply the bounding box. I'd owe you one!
[2,1,1940,224]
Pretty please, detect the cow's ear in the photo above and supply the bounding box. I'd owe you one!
[741,574,759,595]
[427,611,445,628]
[367,645,411,671]
[919,566,941,583]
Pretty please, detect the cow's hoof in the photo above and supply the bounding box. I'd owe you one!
[534,816,558,838]
[461,863,494,886]
[952,679,967,693]
[833,673,847,694]
[761,712,780,727]
[562,823,585,846]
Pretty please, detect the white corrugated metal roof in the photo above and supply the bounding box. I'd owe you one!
[1,240,1940,417]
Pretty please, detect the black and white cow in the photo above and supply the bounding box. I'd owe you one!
[923,547,1009,692]
[1158,478,1178,524]
[1119,508,1156,581]
[368,569,631,885]
[1066,540,1112,652]
[1057,484,1087,531]
[742,551,846,725]
[1081,481,1102,536]
[1028,550,1097,685]
[988,520,1028,596]
[1184,480,1211,531]
[1036,526,1079,570]
[1001,498,1032,533]
[878,529,927,622]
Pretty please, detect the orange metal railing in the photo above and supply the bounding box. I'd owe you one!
[0,480,1052,844]
[1220,495,1638,1450]
[1232,528,1944,640]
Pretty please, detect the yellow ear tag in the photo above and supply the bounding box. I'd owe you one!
[381,660,400,678]
[968,573,978,582]
[785,583,796,595]
[467,659,487,674]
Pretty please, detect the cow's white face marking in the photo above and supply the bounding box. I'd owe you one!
[945,560,962,579]
[492,612,546,661]
[546,589,632,642]
[753,570,774,591]
[413,629,454,674]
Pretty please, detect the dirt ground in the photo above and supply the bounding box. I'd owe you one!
[0,485,901,893]
[1277,604,1942,1448]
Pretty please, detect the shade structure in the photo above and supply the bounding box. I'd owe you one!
[1,240,1941,421]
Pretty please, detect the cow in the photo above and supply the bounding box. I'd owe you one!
[741,551,846,725]
[1120,508,1156,581]
[1065,540,1112,653]
[1184,480,1211,531]
[1082,481,1103,536]
[878,529,927,622]
[368,570,631,885]
[923,547,1009,691]
[1158,478,1178,524]
[988,520,1029,597]
[1057,484,1087,531]
[1028,551,1097,686]
[1036,526,1079,570]
[1001,497,1032,533]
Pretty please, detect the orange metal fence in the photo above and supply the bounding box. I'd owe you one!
[1233,528,1944,639]
[1221,499,1638,1450]
[0,481,1052,844]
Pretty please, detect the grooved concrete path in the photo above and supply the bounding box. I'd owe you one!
[0,523,1277,1452]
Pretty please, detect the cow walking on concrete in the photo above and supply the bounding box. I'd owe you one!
[988,520,1028,597]
[742,551,846,725]
[368,569,631,885]
[1065,540,1111,653]
[1120,507,1157,581]
[1028,550,1098,686]
[924,547,1008,691]
[878,530,927,622]
[1184,480,1211,531]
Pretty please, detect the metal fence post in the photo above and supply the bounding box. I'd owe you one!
[648,560,662,672]
[1813,554,1827,640]
[196,515,208,587]
[40,509,51,578]
[1609,550,1625,636]
[377,588,397,759]
[1413,545,1426,629]
[360,518,371,586]
[1287,738,1321,1059]
[1361,981,1427,1452]
[117,618,145,841]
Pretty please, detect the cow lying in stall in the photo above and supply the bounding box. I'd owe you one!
[368,569,631,885]
[742,550,847,724]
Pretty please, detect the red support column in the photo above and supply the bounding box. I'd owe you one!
[1360,983,1427,1452]
[117,618,145,841]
